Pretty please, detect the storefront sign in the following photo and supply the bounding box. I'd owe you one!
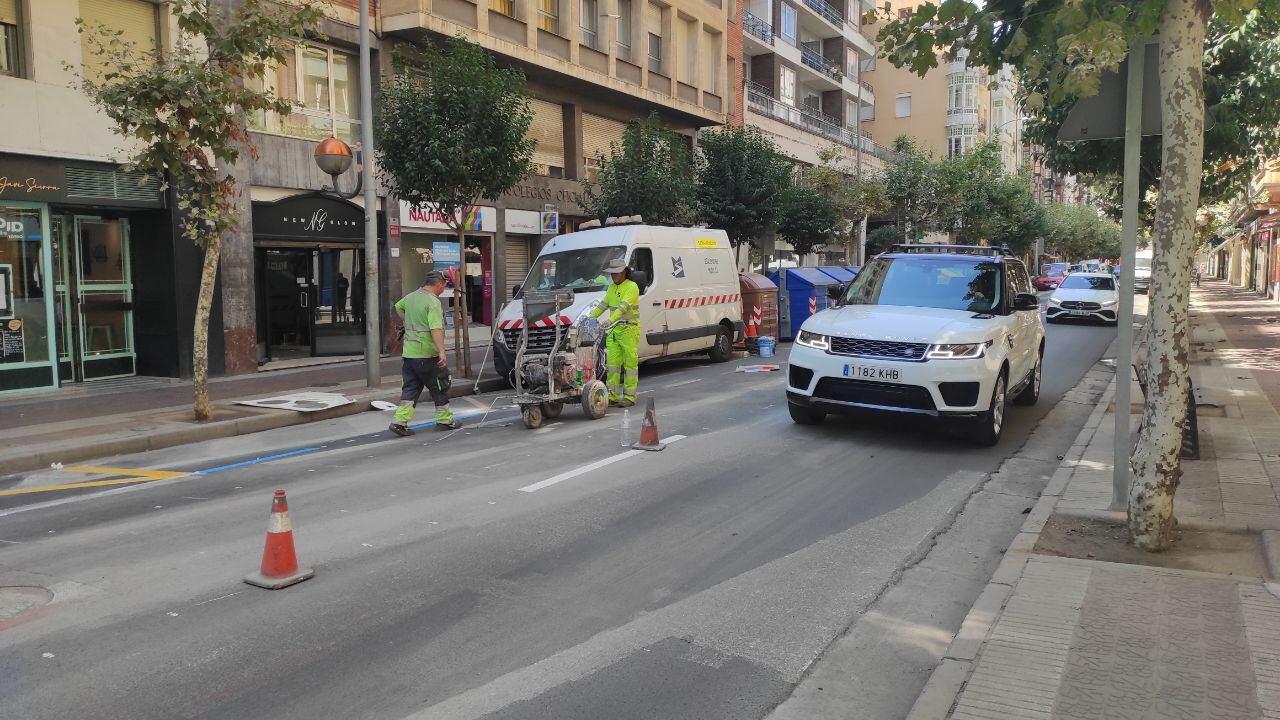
[504,183,578,204]
[505,209,541,234]
[541,211,559,235]
[0,155,66,203]
[389,222,400,240]
[432,241,461,267]
[252,193,369,243]
[1,319,24,364]
[399,201,496,233]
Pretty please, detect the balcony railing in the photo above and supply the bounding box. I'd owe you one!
[742,11,774,45]
[860,79,874,94]
[801,46,842,81]
[802,0,844,27]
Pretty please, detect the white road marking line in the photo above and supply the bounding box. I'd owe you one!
[193,591,243,607]
[667,378,702,388]
[517,435,687,493]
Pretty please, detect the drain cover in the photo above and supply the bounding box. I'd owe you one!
[0,586,54,620]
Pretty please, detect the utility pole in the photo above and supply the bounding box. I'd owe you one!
[359,0,381,388]
[1112,44,1143,510]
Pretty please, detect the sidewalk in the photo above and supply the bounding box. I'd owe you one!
[0,327,502,476]
[908,280,1280,720]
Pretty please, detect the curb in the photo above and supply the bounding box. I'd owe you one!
[904,367,1118,720]
[0,375,508,475]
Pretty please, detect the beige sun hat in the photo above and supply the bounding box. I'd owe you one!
[603,259,629,274]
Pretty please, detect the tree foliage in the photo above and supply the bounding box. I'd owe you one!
[695,125,794,249]
[1042,203,1122,261]
[882,136,941,240]
[378,35,534,376]
[578,113,695,225]
[378,36,534,226]
[78,0,323,420]
[803,146,890,260]
[777,185,841,259]
[866,225,906,256]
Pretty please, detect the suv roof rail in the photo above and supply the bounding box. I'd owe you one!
[886,243,1014,257]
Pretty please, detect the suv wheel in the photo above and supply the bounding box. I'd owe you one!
[1013,349,1042,406]
[970,371,1007,446]
[788,401,826,425]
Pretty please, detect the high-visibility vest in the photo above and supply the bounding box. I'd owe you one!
[592,279,640,326]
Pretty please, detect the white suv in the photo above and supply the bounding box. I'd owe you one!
[785,245,1045,446]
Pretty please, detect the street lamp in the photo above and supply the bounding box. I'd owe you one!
[313,136,365,199]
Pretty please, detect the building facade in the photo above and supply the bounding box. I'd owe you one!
[1,0,182,394]
[1217,158,1280,299]
[381,0,736,324]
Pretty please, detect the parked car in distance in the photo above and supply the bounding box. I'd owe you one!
[1034,262,1069,291]
[786,244,1045,446]
[1046,272,1119,325]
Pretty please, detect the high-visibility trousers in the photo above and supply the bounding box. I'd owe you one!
[393,357,454,425]
[605,324,640,403]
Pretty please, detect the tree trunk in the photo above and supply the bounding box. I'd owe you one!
[455,226,473,378]
[192,233,222,421]
[1127,0,1208,551]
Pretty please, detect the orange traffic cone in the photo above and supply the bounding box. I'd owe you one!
[632,398,666,451]
[244,490,315,590]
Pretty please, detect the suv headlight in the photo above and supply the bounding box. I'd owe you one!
[927,341,992,360]
[796,330,830,351]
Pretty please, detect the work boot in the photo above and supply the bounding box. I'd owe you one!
[621,398,636,408]
[389,423,415,437]
[435,419,463,432]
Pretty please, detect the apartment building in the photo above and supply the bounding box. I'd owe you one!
[381,0,739,322]
[1217,158,1280,297]
[862,0,1021,172]
[738,0,883,168]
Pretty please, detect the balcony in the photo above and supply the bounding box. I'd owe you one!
[747,82,852,147]
[801,0,843,28]
[801,46,842,82]
[743,11,774,46]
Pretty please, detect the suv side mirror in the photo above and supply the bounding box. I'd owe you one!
[826,283,845,303]
[1013,292,1039,311]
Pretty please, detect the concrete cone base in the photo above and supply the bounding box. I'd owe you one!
[632,441,666,451]
[244,567,315,590]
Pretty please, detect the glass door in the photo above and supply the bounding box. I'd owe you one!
[262,249,315,362]
[72,217,135,380]
[312,247,366,356]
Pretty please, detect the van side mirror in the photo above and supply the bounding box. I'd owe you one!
[511,285,522,299]
[827,283,845,303]
[1013,292,1039,311]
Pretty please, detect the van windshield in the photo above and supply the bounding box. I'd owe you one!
[1134,257,1152,270]
[520,245,626,294]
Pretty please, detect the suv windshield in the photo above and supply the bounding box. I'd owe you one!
[843,256,1003,313]
[520,245,625,294]
[1059,275,1115,290]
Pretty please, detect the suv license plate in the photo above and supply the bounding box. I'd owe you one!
[845,365,901,382]
[1069,309,1091,316]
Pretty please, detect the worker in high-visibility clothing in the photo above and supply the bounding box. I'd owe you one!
[589,258,641,407]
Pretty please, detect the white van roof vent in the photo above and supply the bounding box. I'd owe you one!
[580,219,603,229]
[603,215,643,226]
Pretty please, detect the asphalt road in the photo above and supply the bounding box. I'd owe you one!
[0,318,1116,720]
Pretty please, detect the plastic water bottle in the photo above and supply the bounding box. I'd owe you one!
[620,408,632,447]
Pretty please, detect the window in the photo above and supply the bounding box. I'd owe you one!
[490,0,516,17]
[580,0,598,48]
[679,17,697,83]
[947,125,977,157]
[617,0,633,60]
[1,0,21,77]
[78,0,160,84]
[845,99,857,129]
[703,29,721,91]
[528,98,566,177]
[897,7,910,19]
[629,247,654,292]
[895,92,911,117]
[780,4,797,45]
[249,44,361,143]
[780,65,796,106]
[646,2,663,73]
[538,0,559,33]
[948,72,977,113]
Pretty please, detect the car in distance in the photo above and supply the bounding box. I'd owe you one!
[785,244,1046,446]
[1034,262,1069,291]
[1045,272,1119,325]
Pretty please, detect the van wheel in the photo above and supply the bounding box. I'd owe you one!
[708,326,733,363]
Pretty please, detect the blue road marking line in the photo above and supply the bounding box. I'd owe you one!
[407,409,486,431]
[195,447,322,475]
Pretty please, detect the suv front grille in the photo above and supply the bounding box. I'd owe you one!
[813,377,936,412]
[1059,301,1101,311]
[828,336,929,362]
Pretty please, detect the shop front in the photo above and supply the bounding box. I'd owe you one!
[2,153,169,394]
[398,202,496,325]
[252,192,383,362]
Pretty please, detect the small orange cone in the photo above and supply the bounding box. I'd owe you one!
[244,490,315,590]
[632,398,666,451]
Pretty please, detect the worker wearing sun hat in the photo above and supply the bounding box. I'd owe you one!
[588,258,641,406]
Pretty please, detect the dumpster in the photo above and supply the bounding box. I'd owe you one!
[769,267,838,340]
[817,265,857,285]
[738,273,778,353]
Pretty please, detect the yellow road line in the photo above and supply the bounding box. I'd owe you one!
[0,474,181,496]
[61,466,187,480]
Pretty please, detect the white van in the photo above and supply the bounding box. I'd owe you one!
[492,223,744,380]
